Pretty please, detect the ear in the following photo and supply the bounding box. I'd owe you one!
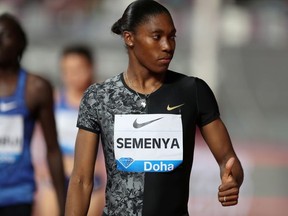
[123,31,134,47]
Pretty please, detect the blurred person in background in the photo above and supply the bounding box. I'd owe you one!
[0,13,65,216]
[65,0,244,215]
[33,44,106,216]
[56,45,106,216]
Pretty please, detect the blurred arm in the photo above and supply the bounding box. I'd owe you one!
[37,78,66,215]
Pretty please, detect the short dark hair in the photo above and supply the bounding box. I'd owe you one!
[61,44,93,64]
[0,13,28,59]
[111,0,171,35]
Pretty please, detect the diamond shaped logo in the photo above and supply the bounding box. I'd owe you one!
[118,157,134,168]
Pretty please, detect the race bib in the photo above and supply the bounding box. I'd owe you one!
[114,114,183,172]
[0,115,24,163]
[55,110,78,154]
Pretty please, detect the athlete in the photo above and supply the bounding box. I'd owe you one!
[33,45,107,216]
[0,13,65,216]
[55,45,106,216]
[65,1,244,215]
[33,45,106,216]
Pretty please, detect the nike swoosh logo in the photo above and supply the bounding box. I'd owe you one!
[133,117,163,129]
[167,103,184,111]
[0,101,17,112]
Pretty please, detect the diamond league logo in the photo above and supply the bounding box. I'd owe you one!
[118,157,134,168]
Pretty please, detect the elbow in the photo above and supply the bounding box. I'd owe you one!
[69,174,94,192]
[46,143,61,155]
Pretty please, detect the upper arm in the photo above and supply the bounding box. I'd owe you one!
[200,118,236,166]
[27,74,58,151]
[72,129,99,181]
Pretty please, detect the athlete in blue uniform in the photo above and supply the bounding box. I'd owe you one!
[55,45,105,216]
[0,13,65,216]
[65,1,244,215]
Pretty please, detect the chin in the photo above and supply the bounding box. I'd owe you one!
[157,66,170,73]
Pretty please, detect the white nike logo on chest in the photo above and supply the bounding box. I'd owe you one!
[0,101,18,112]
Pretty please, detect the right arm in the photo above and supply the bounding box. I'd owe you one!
[65,129,99,216]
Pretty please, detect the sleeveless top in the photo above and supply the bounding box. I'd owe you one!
[0,69,36,206]
[55,91,79,155]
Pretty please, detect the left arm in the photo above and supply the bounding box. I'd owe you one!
[200,118,244,206]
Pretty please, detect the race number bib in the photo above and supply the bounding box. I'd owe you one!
[0,115,24,163]
[55,110,78,154]
[114,114,183,172]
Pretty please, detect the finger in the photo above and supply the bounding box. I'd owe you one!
[222,157,235,182]
[221,197,238,206]
[218,195,239,207]
[218,187,239,197]
[221,200,238,207]
[218,180,239,192]
[218,194,239,203]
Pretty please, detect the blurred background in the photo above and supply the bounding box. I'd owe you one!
[0,0,287,215]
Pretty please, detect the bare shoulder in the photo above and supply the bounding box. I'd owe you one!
[27,73,53,92]
[25,72,54,112]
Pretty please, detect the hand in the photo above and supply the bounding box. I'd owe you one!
[218,157,239,206]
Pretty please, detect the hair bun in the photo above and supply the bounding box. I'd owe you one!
[111,18,123,35]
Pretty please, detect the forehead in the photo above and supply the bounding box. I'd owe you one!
[0,18,21,34]
[62,53,91,64]
[62,54,90,65]
[135,13,176,34]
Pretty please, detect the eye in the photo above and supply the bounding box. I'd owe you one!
[0,31,13,39]
[152,34,161,40]
[170,35,176,40]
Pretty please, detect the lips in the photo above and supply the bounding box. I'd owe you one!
[159,56,173,64]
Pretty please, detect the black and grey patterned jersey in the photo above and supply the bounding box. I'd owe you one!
[77,70,220,216]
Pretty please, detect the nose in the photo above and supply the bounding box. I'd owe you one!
[161,38,175,53]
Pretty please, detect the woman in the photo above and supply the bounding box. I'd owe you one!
[56,45,105,216]
[34,45,106,216]
[0,13,65,216]
[65,1,244,215]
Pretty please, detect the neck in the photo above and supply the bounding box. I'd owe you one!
[64,88,86,107]
[125,70,165,95]
[0,60,20,72]
[0,69,19,97]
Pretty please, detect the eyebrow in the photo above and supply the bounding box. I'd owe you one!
[151,28,177,34]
